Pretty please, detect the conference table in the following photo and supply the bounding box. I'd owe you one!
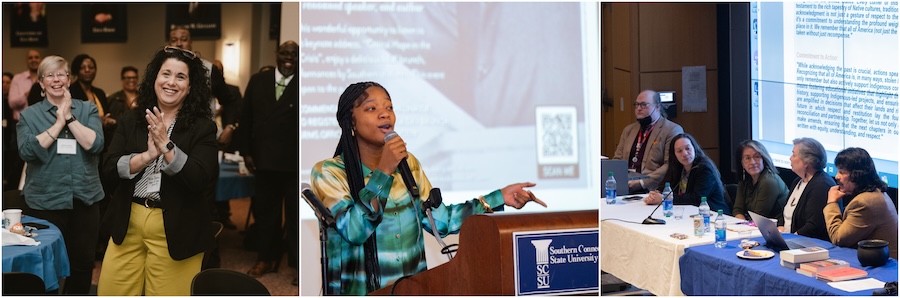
[600,195,760,296]
[2,215,70,292]
[216,161,255,202]
[680,233,899,295]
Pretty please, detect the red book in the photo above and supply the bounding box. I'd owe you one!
[815,267,868,282]
[799,259,850,273]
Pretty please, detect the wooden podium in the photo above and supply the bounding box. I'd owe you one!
[370,210,598,295]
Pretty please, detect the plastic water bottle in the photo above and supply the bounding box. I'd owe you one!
[662,182,673,217]
[605,172,617,204]
[698,196,711,233]
[715,209,727,248]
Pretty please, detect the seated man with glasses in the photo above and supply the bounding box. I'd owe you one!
[613,89,684,194]
[731,139,789,220]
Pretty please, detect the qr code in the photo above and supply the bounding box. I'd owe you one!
[535,106,578,164]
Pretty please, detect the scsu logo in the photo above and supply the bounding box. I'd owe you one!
[536,264,550,288]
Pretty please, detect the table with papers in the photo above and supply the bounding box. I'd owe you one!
[679,233,898,295]
[600,195,759,296]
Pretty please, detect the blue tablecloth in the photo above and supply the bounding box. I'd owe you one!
[216,162,255,201]
[2,215,70,291]
[680,233,898,295]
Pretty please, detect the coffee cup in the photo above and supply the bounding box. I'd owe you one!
[858,239,890,267]
[3,209,23,230]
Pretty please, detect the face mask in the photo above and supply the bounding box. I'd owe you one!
[637,115,653,128]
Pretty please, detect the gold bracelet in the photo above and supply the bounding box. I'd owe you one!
[478,195,493,213]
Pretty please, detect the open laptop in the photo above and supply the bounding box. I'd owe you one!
[600,159,629,198]
[748,211,823,251]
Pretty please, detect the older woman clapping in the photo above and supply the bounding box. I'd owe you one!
[16,55,104,295]
[98,47,217,296]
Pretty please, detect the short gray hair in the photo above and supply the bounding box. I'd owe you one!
[37,56,68,80]
[792,137,827,170]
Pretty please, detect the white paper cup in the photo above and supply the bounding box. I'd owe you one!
[3,209,22,230]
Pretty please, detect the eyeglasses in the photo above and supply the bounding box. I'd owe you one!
[164,46,198,60]
[742,154,763,162]
[42,72,69,80]
[633,102,653,109]
[122,76,138,80]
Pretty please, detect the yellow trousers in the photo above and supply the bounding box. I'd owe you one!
[97,203,204,296]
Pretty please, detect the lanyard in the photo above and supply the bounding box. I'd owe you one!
[632,125,654,164]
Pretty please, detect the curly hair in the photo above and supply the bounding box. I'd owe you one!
[834,147,887,195]
[133,47,211,128]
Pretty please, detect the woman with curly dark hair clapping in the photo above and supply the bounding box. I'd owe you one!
[98,46,216,295]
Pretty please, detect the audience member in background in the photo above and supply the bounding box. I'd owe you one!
[614,90,684,194]
[107,66,140,119]
[258,65,275,73]
[8,49,41,121]
[643,133,728,214]
[825,147,898,258]
[311,81,544,295]
[211,59,242,229]
[17,55,104,295]
[777,137,836,241]
[239,40,299,278]
[731,140,789,220]
[70,54,111,136]
[98,47,216,295]
[3,71,23,191]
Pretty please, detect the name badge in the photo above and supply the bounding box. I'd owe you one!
[146,172,161,193]
[57,139,77,155]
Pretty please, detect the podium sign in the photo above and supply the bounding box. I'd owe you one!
[513,228,599,295]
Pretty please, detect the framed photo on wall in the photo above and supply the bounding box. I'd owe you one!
[9,2,49,47]
[82,4,127,43]
[165,3,221,40]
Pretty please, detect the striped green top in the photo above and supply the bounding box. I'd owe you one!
[311,152,503,295]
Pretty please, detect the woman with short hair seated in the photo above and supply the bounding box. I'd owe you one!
[643,133,728,214]
[731,140,789,220]
[824,147,898,259]
[777,137,835,241]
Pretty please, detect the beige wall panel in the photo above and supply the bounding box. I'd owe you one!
[610,3,636,72]
[638,3,717,72]
[602,68,636,157]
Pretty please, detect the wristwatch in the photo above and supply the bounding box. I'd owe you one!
[65,115,76,125]
[162,141,175,153]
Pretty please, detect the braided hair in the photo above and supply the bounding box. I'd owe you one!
[335,81,390,292]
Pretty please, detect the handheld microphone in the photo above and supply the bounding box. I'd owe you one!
[641,191,671,225]
[301,183,335,228]
[384,131,419,198]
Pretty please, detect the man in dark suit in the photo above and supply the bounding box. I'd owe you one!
[239,41,299,278]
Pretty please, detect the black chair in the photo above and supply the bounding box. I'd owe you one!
[190,268,270,296]
[3,272,46,295]
[201,221,225,270]
[725,184,738,216]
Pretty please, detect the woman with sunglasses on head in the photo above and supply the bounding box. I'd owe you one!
[97,46,216,295]
[731,140,789,220]
[16,55,104,294]
[824,147,898,258]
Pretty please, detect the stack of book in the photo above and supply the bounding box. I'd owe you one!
[795,259,849,277]
[815,267,869,282]
[780,246,829,270]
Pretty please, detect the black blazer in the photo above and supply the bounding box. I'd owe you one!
[238,69,298,172]
[777,170,837,242]
[101,111,217,260]
[662,157,729,215]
